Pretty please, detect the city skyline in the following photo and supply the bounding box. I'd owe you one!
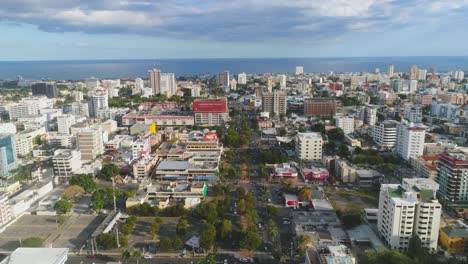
[1,0,468,60]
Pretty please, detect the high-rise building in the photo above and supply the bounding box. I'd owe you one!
[0,192,12,229]
[418,69,427,81]
[31,83,58,98]
[278,74,287,89]
[295,66,304,75]
[296,132,323,161]
[230,78,237,91]
[52,150,82,182]
[77,127,104,161]
[409,65,418,80]
[148,69,161,95]
[436,150,468,205]
[262,91,287,115]
[304,99,336,117]
[89,94,108,118]
[238,72,247,85]
[193,98,229,126]
[160,73,177,96]
[85,77,100,90]
[360,104,378,126]
[395,121,427,160]
[217,71,230,90]
[371,120,398,148]
[334,115,355,134]
[388,64,394,76]
[57,114,76,135]
[405,104,423,123]
[0,134,18,177]
[378,178,441,251]
[452,70,465,81]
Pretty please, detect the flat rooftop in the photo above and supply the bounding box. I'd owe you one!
[0,247,68,264]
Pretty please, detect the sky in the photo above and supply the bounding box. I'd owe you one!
[0,0,468,60]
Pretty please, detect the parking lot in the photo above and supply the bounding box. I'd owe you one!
[0,214,105,251]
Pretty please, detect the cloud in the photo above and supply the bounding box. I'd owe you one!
[0,0,467,43]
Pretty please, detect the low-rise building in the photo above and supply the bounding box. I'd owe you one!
[335,158,357,183]
[439,221,468,255]
[409,155,438,179]
[52,150,82,182]
[133,154,158,179]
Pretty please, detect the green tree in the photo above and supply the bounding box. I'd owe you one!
[220,219,232,239]
[96,233,117,250]
[268,221,278,241]
[159,238,173,251]
[100,163,120,180]
[200,223,216,252]
[132,249,142,259]
[239,231,261,251]
[176,219,188,236]
[173,237,183,250]
[298,187,312,201]
[121,249,131,259]
[266,205,278,217]
[298,235,312,254]
[69,174,97,193]
[54,196,73,214]
[33,135,42,145]
[359,249,412,264]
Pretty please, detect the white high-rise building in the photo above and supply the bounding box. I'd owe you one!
[409,79,418,92]
[395,121,427,160]
[278,74,287,89]
[360,104,378,126]
[388,64,394,76]
[296,132,323,161]
[334,115,355,134]
[371,120,398,148]
[405,104,423,123]
[160,73,177,96]
[230,78,237,91]
[77,127,104,161]
[72,91,83,102]
[418,69,427,81]
[89,94,108,118]
[52,149,82,182]
[0,123,16,134]
[378,178,441,251]
[238,72,247,85]
[452,70,465,81]
[295,66,304,75]
[135,78,144,90]
[57,114,76,135]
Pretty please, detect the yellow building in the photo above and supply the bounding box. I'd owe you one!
[439,224,468,255]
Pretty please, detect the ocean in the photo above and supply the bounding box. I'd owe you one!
[1,57,468,81]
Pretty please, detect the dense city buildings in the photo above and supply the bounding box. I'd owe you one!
[304,98,336,117]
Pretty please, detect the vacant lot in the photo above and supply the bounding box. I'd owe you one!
[324,187,378,212]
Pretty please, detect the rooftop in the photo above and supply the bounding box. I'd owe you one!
[0,247,68,264]
[297,132,322,139]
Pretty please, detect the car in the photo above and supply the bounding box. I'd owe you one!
[86,255,96,259]
[239,258,249,263]
[224,259,228,264]
[248,258,255,263]
[283,220,290,225]
[143,254,153,259]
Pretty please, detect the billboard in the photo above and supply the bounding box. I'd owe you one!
[204,134,218,141]
[193,99,227,113]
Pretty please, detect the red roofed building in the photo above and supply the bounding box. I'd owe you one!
[436,151,468,205]
[193,98,229,126]
[410,155,439,179]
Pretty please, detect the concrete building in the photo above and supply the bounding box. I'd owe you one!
[334,115,355,134]
[0,247,69,264]
[52,150,82,182]
[371,120,398,148]
[31,82,58,98]
[378,178,441,251]
[132,138,151,160]
[409,155,438,179]
[304,99,336,117]
[295,66,304,75]
[46,134,74,148]
[439,221,468,255]
[405,104,423,123]
[278,74,287,89]
[193,98,229,126]
[133,154,158,179]
[436,150,468,206]
[57,114,76,135]
[388,64,394,76]
[237,72,247,85]
[77,127,104,161]
[230,78,237,91]
[0,192,12,230]
[89,94,108,118]
[148,69,161,95]
[262,91,287,116]
[160,73,177,96]
[217,71,230,90]
[409,65,418,80]
[0,134,18,177]
[0,123,16,134]
[395,121,427,160]
[360,104,378,126]
[296,132,323,161]
[335,158,357,183]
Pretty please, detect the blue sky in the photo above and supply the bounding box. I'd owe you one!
[0,0,468,60]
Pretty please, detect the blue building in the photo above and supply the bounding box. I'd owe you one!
[0,134,18,177]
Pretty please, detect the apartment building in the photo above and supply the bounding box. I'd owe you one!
[436,150,468,206]
[0,192,12,230]
[334,115,355,134]
[395,121,427,160]
[77,127,104,161]
[52,150,82,182]
[296,132,323,161]
[360,104,378,126]
[262,91,287,116]
[133,154,158,179]
[371,120,398,148]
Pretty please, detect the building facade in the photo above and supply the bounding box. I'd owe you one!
[304,99,336,117]
[334,115,355,134]
[52,150,82,182]
[371,120,398,148]
[436,150,468,206]
[296,132,323,161]
[395,121,427,160]
[77,127,104,161]
[0,134,18,177]
[193,98,229,126]
[262,92,287,116]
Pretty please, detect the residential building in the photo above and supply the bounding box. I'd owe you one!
[148,69,161,95]
[57,114,76,135]
[395,121,427,160]
[237,72,247,85]
[377,178,441,251]
[133,154,158,179]
[409,65,418,80]
[46,134,74,148]
[424,142,456,156]
[160,73,177,96]
[31,82,58,98]
[439,221,468,255]
[409,155,438,179]
[132,138,151,160]
[0,123,16,134]
[335,158,357,183]
[371,120,398,148]
[230,78,237,91]
[52,150,82,182]
[295,66,304,75]
[15,134,33,156]
[217,71,230,89]
[436,150,468,206]
[262,91,287,115]
[278,74,287,89]
[0,192,12,229]
[405,104,423,123]
[0,134,17,177]
[89,94,108,118]
[296,132,323,161]
[64,101,89,117]
[193,98,229,126]
[388,64,394,76]
[360,104,378,126]
[304,99,336,117]
[418,69,427,81]
[334,115,355,134]
[77,127,104,161]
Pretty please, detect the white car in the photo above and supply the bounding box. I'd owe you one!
[239,258,249,263]
[143,254,152,259]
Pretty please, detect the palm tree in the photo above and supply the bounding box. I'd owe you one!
[132,249,143,264]
[121,249,131,263]
[268,224,278,241]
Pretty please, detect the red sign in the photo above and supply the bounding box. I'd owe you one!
[193,99,228,113]
[204,134,218,141]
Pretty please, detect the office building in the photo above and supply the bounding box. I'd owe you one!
[409,65,418,80]
[405,104,423,123]
[371,120,398,148]
[262,91,287,115]
[77,127,104,161]
[378,178,441,251]
[31,82,58,98]
[89,94,108,118]
[148,69,161,95]
[334,115,355,134]
[57,114,76,135]
[295,66,304,75]
[360,104,378,126]
[296,132,323,161]
[217,71,230,89]
[436,150,468,206]
[238,72,247,85]
[388,64,394,76]
[193,98,229,126]
[52,150,82,182]
[304,99,336,117]
[395,121,427,160]
[0,134,18,177]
